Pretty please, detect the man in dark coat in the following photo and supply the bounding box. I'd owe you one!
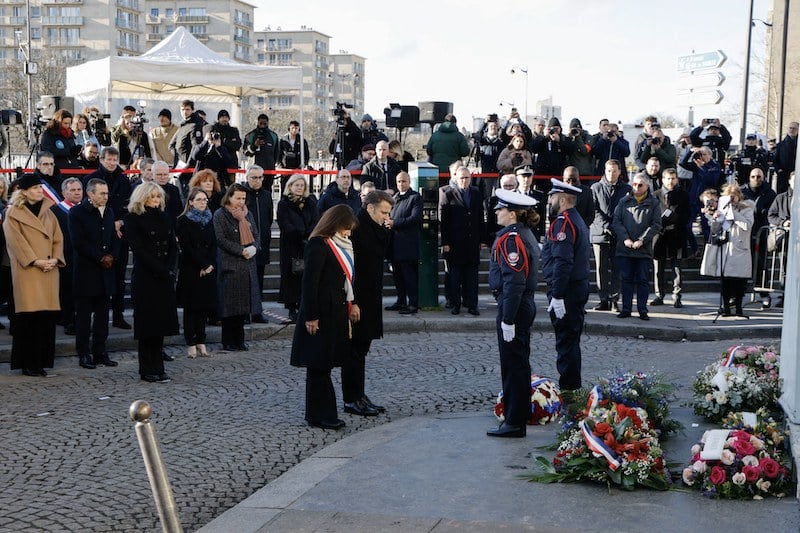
[651,169,690,308]
[562,166,594,229]
[439,167,486,315]
[742,167,777,307]
[345,190,393,417]
[592,123,631,181]
[532,118,573,178]
[69,179,120,369]
[51,177,83,335]
[169,100,212,194]
[317,169,361,214]
[152,161,183,226]
[361,140,400,192]
[328,111,363,169]
[191,131,239,188]
[774,121,798,194]
[83,146,133,329]
[33,151,64,200]
[243,114,281,185]
[243,165,273,323]
[514,164,546,240]
[385,172,422,314]
[426,114,469,175]
[733,134,768,185]
[689,120,732,166]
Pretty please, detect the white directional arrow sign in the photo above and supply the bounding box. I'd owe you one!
[677,90,724,107]
[679,71,726,90]
[677,50,727,72]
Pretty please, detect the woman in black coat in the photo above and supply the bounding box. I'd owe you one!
[277,174,319,322]
[39,109,80,173]
[291,204,358,430]
[176,187,217,358]
[125,182,179,383]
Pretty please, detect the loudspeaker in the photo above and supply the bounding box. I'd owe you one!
[418,101,453,124]
[383,105,420,129]
[38,96,75,120]
[0,110,23,126]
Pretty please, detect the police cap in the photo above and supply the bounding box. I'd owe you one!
[514,164,535,176]
[494,188,538,210]
[548,178,582,196]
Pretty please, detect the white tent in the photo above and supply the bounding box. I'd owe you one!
[66,27,303,134]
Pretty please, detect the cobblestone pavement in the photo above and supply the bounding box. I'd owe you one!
[0,331,779,532]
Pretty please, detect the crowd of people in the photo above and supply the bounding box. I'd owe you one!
[1,102,797,435]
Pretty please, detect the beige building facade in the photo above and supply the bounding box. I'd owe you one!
[764,0,800,140]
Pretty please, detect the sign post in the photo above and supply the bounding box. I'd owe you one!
[676,50,727,126]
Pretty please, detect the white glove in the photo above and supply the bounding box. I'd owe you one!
[547,298,566,319]
[242,245,257,259]
[501,322,515,343]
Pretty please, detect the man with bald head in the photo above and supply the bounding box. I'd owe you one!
[562,166,593,228]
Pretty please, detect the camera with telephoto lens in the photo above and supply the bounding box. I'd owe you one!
[331,101,354,127]
[692,151,703,161]
[211,131,221,141]
[548,127,558,135]
[569,128,579,136]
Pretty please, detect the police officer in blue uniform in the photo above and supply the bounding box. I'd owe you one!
[487,189,541,438]
[542,178,590,391]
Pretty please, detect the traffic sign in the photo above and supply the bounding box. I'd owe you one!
[677,90,724,107]
[679,71,726,90]
[677,50,727,72]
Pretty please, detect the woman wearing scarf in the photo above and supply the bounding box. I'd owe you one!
[277,174,319,323]
[40,109,80,173]
[3,174,65,376]
[124,182,179,382]
[291,205,358,430]
[176,187,217,358]
[213,183,261,351]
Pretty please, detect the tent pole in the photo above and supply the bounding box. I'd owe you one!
[299,90,305,169]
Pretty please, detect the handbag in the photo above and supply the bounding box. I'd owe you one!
[291,258,304,274]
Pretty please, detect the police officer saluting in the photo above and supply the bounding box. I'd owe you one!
[542,178,590,392]
[487,189,541,438]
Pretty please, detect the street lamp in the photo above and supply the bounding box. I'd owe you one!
[740,2,773,147]
[510,66,528,120]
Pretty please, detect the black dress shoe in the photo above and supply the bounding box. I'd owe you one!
[158,374,172,383]
[399,306,417,315]
[673,297,683,308]
[593,302,611,311]
[467,308,480,316]
[222,344,238,352]
[385,303,404,311]
[162,352,175,362]
[251,314,267,324]
[22,368,40,377]
[617,311,632,318]
[112,317,132,329]
[308,419,345,430]
[450,307,461,315]
[237,343,249,351]
[344,399,379,416]
[141,374,171,383]
[444,300,453,309]
[79,356,96,369]
[96,355,119,367]
[64,323,77,335]
[362,395,386,413]
[487,423,526,438]
[288,309,298,322]
[639,312,650,321]
[649,296,664,306]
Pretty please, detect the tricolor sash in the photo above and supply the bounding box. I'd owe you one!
[56,199,75,214]
[325,237,355,318]
[39,179,62,204]
[722,345,744,367]
[580,420,622,471]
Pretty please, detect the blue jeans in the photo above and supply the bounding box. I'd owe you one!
[617,256,651,313]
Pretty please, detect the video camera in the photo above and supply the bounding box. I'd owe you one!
[129,100,149,135]
[332,101,353,127]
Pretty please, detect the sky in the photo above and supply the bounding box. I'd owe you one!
[252,0,771,133]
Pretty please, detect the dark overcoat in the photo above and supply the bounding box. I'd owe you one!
[124,208,179,339]
[352,208,389,342]
[439,185,486,264]
[653,187,690,260]
[389,190,422,262]
[212,207,261,318]
[244,184,273,265]
[176,214,217,312]
[290,236,350,369]
[69,199,118,296]
[277,195,319,306]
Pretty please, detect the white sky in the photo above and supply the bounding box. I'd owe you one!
[252,0,771,132]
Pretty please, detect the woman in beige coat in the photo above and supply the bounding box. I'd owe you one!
[3,173,65,376]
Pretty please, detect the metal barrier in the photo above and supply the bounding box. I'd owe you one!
[129,401,183,533]
[751,224,789,297]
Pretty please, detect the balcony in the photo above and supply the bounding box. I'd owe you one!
[146,33,163,42]
[233,34,250,45]
[0,16,28,25]
[116,41,141,54]
[115,18,140,31]
[116,0,139,10]
[42,16,84,25]
[146,14,161,24]
[191,32,208,42]
[174,15,208,24]
[47,40,81,48]
[42,0,83,4]
[234,50,250,62]
[234,17,253,29]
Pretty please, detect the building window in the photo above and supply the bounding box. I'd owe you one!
[189,25,205,34]
[30,6,41,17]
[256,39,264,48]
[31,28,41,40]
[165,8,173,17]
[165,25,174,33]
[178,8,187,17]
[268,96,293,107]
[267,38,292,51]
[269,53,292,66]
[257,53,265,62]
[150,8,158,17]
[315,40,327,53]
[48,28,80,46]
[188,8,206,16]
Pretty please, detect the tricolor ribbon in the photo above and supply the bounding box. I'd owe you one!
[325,237,354,315]
[39,179,62,204]
[722,345,744,368]
[56,199,75,214]
[585,385,602,415]
[580,420,622,471]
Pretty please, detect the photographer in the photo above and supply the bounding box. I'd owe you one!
[532,118,573,179]
[634,116,660,168]
[497,134,533,176]
[565,119,594,177]
[699,184,755,317]
[40,109,81,172]
[592,123,631,181]
[111,106,151,169]
[191,130,238,188]
[680,146,721,256]
[328,107,362,169]
[689,119,732,166]
[170,100,212,176]
[243,114,281,186]
[732,134,768,186]
[82,106,112,147]
[359,113,389,148]
[473,118,504,202]
[636,124,676,173]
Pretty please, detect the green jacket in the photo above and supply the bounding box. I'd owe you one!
[426,121,469,174]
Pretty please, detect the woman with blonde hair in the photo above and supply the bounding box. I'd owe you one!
[497,134,534,176]
[125,182,179,382]
[277,174,319,322]
[189,169,225,212]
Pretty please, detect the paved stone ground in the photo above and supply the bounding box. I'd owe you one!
[0,331,780,532]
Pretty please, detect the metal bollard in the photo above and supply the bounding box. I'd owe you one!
[129,400,183,533]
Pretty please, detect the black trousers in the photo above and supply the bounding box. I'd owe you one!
[112,238,129,318]
[305,368,338,423]
[496,291,535,427]
[448,261,478,310]
[721,277,747,312]
[58,267,75,326]
[184,309,209,346]
[550,281,589,391]
[75,295,110,359]
[255,263,266,306]
[341,337,370,403]
[391,260,419,308]
[11,311,57,371]
[221,315,246,345]
[138,336,165,377]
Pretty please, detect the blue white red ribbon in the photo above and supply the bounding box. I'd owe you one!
[722,345,744,367]
[586,385,602,414]
[56,199,75,214]
[580,420,621,471]
[39,179,62,204]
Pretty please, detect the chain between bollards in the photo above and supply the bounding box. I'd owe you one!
[129,400,183,533]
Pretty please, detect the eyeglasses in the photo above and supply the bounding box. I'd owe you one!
[631,183,646,188]
[248,175,264,180]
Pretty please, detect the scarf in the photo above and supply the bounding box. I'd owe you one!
[186,206,212,227]
[329,233,355,304]
[287,192,305,209]
[60,126,73,139]
[225,204,255,245]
